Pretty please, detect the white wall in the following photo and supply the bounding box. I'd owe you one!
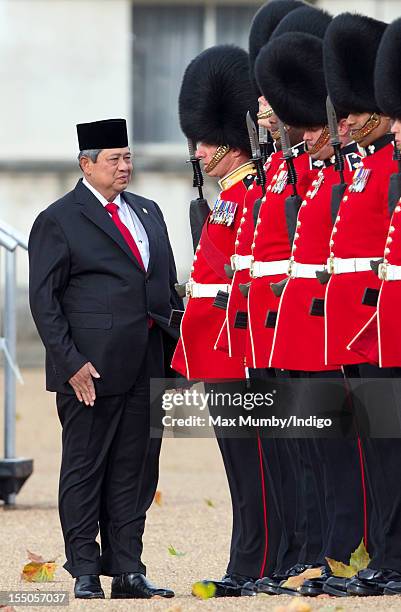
[0,0,131,161]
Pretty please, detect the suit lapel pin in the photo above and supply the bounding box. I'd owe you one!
[142,207,148,214]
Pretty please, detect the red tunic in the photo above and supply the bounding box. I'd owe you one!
[269,149,361,371]
[324,138,396,366]
[171,162,256,380]
[374,199,401,367]
[214,152,282,358]
[245,144,317,369]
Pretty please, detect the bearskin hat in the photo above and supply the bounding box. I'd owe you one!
[179,45,258,155]
[255,33,328,127]
[271,4,332,40]
[375,17,401,119]
[324,13,387,115]
[248,0,304,96]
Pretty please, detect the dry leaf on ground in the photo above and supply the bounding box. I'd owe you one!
[154,490,163,506]
[281,567,322,590]
[192,581,216,599]
[326,539,371,578]
[168,544,186,557]
[21,550,57,582]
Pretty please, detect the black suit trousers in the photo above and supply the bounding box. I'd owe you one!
[57,327,163,578]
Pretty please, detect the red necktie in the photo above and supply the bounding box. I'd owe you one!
[105,202,145,271]
[106,202,154,328]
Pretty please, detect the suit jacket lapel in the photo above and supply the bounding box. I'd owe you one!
[123,192,159,276]
[75,180,145,272]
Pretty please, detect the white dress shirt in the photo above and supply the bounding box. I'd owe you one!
[82,177,150,269]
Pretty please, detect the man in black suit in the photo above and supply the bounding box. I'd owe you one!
[28,118,182,600]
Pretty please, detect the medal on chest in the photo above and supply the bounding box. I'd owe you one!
[271,169,288,194]
[210,198,238,226]
[349,167,371,193]
[308,170,325,199]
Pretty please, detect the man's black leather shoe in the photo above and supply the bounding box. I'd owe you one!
[347,568,401,596]
[256,563,319,595]
[111,573,174,599]
[299,567,330,597]
[323,576,352,597]
[195,573,255,597]
[74,575,105,599]
[384,580,401,595]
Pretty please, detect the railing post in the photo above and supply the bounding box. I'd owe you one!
[4,249,17,505]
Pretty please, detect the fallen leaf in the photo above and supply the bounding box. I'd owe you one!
[154,491,163,506]
[205,498,215,508]
[349,539,370,572]
[325,557,356,578]
[21,561,56,582]
[192,581,216,599]
[281,567,322,590]
[27,550,45,564]
[326,540,370,579]
[168,544,186,557]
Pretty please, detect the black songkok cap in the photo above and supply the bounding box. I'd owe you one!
[77,118,128,150]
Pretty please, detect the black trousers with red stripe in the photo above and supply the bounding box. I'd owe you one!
[344,364,401,572]
[205,382,282,579]
[288,370,366,566]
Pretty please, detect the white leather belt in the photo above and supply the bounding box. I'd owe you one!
[251,259,290,278]
[327,257,381,274]
[290,262,326,279]
[378,263,401,281]
[186,280,231,298]
[230,254,252,271]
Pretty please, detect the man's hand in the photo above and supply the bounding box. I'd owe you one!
[68,362,100,406]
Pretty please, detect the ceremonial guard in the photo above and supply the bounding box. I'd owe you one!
[320,13,401,597]
[247,7,336,595]
[215,0,303,360]
[259,29,366,597]
[246,5,331,371]
[172,45,282,596]
[341,17,401,597]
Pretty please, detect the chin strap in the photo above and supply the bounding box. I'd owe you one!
[351,113,381,143]
[307,126,330,155]
[204,145,231,173]
[257,108,274,120]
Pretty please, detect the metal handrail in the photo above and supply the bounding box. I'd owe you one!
[0,219,30,505]
[0,220,28,250]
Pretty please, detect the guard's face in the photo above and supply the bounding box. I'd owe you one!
[391,118,401,151]
[83,147,133,195]
[304,127,333,161]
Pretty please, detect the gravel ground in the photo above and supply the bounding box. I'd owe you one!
[0,369,400,611]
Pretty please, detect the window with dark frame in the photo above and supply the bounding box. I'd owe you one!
[132,3,261,145]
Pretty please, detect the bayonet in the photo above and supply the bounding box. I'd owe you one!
[278,119,298,196]
[186,138,204,199]
[326,96,345,185]
[278,120,292,160]
[326,96,341,147]
[247,111,266,194]
[258,125,269,163]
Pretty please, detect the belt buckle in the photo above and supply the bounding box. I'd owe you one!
[230,254,238,271]
[288,260,294,277]
[186,279,194,298]
[328,257,335,275]
[250,261,256,278]
[378,262,388,281]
